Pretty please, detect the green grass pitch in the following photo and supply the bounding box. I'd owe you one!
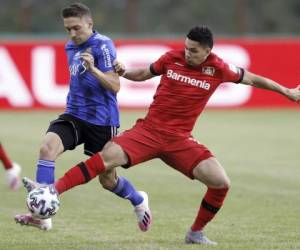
[0,110,299,250]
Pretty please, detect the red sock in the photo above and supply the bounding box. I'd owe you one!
[191,187,229,232]
[0,143,13,170]
[55,153,106,194]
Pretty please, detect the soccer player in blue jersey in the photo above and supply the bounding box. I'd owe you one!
[15,2,152,231]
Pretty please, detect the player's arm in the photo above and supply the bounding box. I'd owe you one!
[80,52,120,93]
[114,60,154,81]
[241,70,300,103]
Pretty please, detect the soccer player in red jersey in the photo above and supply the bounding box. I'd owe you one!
[0,142,21,190]
[23,26,300,244]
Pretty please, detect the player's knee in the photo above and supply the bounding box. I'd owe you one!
[222,177,231,189]
[98,173,118,190]
[201,174,231,189]
[39,143,57,160]
[213,176,231,189]
[101,141,128,168]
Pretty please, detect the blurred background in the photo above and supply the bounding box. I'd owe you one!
[1,0,300,38]
[1,0,300,110]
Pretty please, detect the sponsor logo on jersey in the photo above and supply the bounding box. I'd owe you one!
[70,48,91,76]
[202,66,215,76]
[69,61,87,76]
[166,69,211,90]
[101,44,112,68]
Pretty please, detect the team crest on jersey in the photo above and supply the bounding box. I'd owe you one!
[202,66,215,76]
[73,47,92,60]
[73,51,81,60]
[84,47,92,54]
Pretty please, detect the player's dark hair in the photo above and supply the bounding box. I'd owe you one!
[61,2,92,18]
[187,26,213,49]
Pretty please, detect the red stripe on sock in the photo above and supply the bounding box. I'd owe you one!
[204,187,228,208]
[0,144,13,169]
[191,187,229,232]
[55,165,84,194]
[85,153,106,176]
[54,153,106,195]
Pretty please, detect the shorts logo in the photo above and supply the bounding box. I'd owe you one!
[189,137,200,144]
[202,66,215,76]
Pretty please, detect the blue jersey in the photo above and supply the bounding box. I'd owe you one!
[64,31,119,126]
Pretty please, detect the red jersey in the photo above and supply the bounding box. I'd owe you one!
[143,49,244,137]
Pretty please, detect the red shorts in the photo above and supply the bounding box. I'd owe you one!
[112,120,214,179]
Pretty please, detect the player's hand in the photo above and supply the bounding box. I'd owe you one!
[113,60,126,76]
[286,85,300,103]
[80,52,95,71]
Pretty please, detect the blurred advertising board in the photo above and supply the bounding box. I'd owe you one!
[0,39,300,109]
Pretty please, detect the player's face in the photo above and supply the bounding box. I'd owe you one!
[184,38,211,66]
[63,16,93,45]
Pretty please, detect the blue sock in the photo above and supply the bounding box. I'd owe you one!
[36,159,55,184]
[112,176,143,206]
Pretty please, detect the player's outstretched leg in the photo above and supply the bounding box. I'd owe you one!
[4,162,21,190]
[185,229,217,245]
[14,177,52,231]
[134,191,152,232]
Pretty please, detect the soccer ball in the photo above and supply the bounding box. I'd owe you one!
[26,186,60,219]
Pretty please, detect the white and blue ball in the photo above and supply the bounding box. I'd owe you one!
[26,186,60,219]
